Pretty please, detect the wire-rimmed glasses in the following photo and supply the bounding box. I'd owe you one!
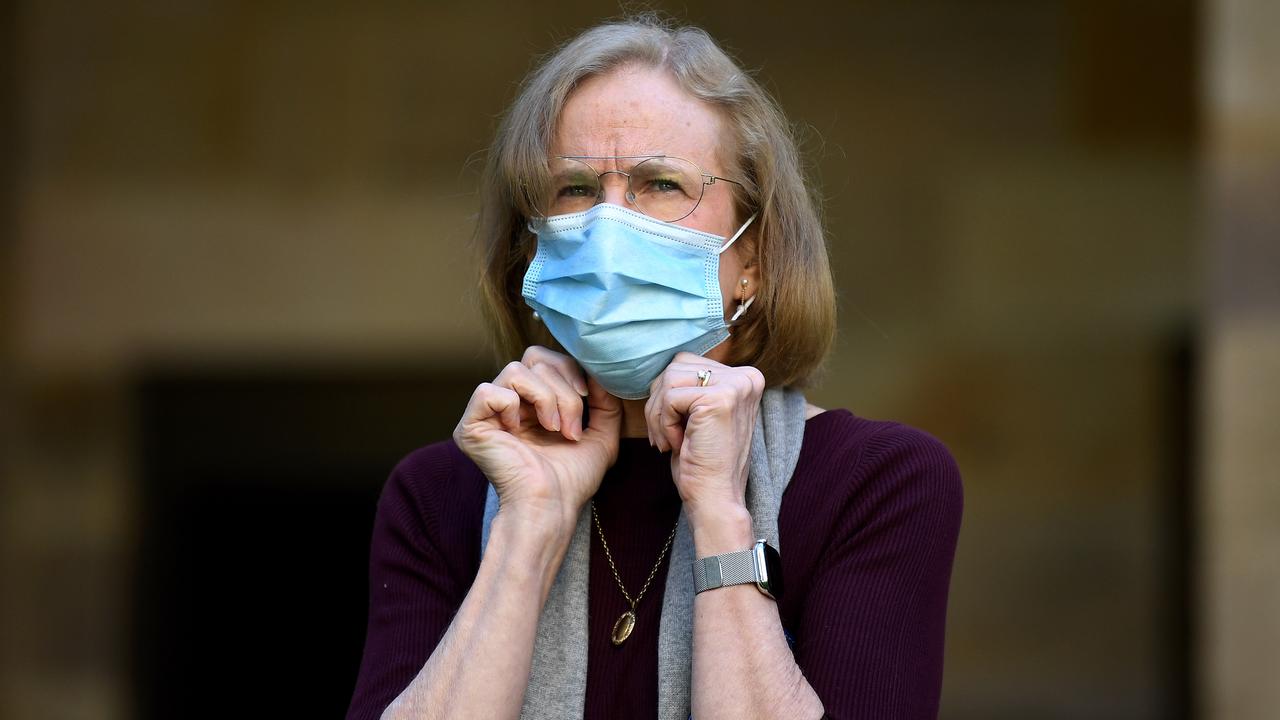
[533,155,746,223]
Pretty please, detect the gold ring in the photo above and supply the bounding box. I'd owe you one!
[696,369,712,387]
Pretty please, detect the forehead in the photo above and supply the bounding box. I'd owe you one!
[551,65,729,174]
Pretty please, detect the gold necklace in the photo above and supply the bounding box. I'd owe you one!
[590,499,680,645]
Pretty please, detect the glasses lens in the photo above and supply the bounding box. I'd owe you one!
[629,156,705,222]
[541,158,601,217]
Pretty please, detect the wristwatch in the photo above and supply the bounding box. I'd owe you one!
[691,539,784,601]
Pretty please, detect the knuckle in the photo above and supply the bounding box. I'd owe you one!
[473,384,513,410]
[531,362,565,388]
[525,344,572,367]
[706,389,734,410]
[455,422,481,443]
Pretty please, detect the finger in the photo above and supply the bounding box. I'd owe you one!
[531,361,584,441]
[643,387,654,447]
[658,384,737,452]
[665,361,765,397]
[583,375,621,441]
[649,372,688,454]
[660,363,721,394]
[657,386,693,454]
[645,372,665,449]
[461,382,521,433]
[494,361,562,432]
[646,392,666,452]
[646,361,708,452]
[648,369,683,453]
[523,345,589,396]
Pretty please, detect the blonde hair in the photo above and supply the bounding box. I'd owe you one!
[476,14,835,389]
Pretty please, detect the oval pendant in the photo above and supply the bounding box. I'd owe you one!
[611,610,636,645]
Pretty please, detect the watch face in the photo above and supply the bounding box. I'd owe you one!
[754,541,783,600]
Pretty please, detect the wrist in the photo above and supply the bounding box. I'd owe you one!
[478,511,571,607]
[490,506,577,572]
[686,502,755,556]
[496,492,582,539]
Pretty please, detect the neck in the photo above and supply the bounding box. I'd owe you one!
[619,398,649,439]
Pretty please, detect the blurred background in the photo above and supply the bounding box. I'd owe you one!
[3,1,1277,718]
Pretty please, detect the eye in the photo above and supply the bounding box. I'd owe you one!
[645,176,684,194]
[557,184,597,198]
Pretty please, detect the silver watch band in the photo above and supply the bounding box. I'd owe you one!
[692,547,758,593]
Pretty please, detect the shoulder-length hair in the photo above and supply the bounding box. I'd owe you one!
[476,14,835,389]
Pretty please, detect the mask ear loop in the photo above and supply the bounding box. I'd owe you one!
[720,214,758,325]
[718,213,757,254]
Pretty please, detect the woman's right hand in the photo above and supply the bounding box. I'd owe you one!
[453,345,622,539]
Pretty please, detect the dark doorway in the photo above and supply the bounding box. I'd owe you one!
[131,361,484,718]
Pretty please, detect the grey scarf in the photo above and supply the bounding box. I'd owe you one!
[480,386,808,719]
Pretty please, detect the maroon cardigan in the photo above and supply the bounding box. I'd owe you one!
[347,409,962,719]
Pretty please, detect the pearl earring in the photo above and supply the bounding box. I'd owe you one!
[730,278,755,323]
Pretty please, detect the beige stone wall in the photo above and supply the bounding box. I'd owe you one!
[1202,1,1280,718]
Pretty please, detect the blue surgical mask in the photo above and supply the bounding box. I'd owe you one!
[522,203,755,400]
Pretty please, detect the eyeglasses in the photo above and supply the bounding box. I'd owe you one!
[533,155,746,223]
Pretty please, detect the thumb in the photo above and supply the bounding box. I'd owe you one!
[583,376,622,440]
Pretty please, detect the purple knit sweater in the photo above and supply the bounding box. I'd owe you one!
[347,409,962,719]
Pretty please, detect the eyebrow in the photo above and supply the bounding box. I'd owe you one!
[554,155,712,172]
[559,154,669,159]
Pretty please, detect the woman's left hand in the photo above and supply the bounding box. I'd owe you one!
[644,352,765,521]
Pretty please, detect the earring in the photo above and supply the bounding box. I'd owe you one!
[730,278,755,323]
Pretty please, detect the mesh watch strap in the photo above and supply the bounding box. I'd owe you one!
[692,547,758,593]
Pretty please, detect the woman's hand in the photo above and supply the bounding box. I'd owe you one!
[644,352,765,528]
[453,346,622,539]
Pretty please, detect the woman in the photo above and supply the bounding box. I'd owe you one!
[347,16,961,720]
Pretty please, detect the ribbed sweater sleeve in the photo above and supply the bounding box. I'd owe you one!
[790,423,963,720]
[344,443,486,720]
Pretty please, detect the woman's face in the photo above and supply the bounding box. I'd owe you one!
[546,64,758,365]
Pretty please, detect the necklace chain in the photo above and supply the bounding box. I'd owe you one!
[590,500,680,609]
